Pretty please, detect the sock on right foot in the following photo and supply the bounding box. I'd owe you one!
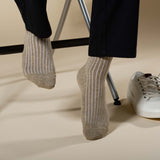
[22,30,56,89]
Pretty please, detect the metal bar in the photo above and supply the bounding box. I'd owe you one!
[107,72,118,98]
[106,72,121,105]
[78,0,90,31]
[53,0,72,41]
[52,0,72,55]
[51,37,89,48]
[0,37,89,55]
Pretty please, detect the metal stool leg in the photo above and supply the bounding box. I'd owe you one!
[52,0,72,54]
[78,0,121,105]
[106,72,121,105]
[78,0,90,30]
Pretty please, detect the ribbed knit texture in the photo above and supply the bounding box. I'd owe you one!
[77,56,112,140]
[22,30,56,89]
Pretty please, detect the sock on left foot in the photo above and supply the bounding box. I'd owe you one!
[77,56,112,140]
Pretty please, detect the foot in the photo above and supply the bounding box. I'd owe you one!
[77,56,112,140]
[22,30,56,89]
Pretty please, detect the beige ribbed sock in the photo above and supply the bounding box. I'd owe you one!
[77,56,112,140]
[22,30,56,89]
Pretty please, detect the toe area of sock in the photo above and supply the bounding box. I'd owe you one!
[25,74,56,89]
[83,127,108,140]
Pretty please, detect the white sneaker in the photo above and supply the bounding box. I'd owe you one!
[127,71,160,118]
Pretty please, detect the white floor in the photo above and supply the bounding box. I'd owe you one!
[0,45,160,160]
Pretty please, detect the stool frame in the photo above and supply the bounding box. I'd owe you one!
[0,0,121,105]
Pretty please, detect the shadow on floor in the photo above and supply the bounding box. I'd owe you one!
[108,98,160,134]
[0,135,89,160]
[0,79,29,113]
[1,74,160,136]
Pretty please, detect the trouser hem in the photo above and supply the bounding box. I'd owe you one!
[88,48,137,58]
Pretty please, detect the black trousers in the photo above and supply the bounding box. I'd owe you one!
[14,0,140,58]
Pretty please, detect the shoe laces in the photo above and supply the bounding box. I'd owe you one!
[137,74,160,100]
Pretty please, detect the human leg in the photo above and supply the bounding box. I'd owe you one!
[89,0,140,58]
[14,0,52,38]
[77,0,140,140]
[14,0,56,89]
